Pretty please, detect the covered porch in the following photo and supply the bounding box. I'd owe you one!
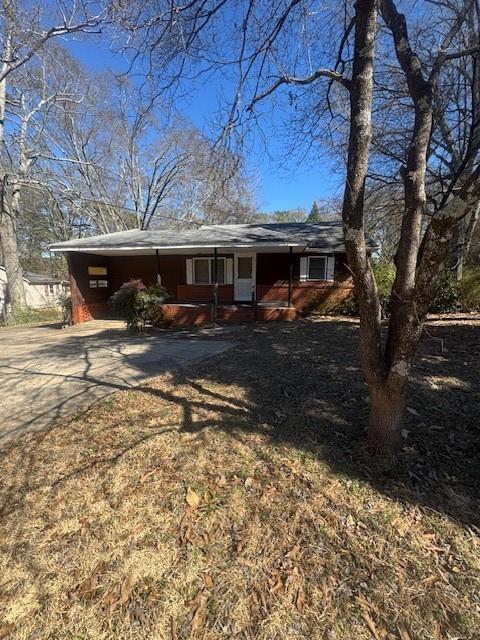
[66,246,353,325]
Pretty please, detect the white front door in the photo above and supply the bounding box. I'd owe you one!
[234,253,256,301]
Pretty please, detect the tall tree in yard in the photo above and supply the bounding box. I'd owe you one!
[0,0,104,312]
[112,0,480,451]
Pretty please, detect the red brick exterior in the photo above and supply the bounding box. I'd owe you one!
[257,282,353,311]
[162,304,213,326]
[72,302,110,324]
[161,304,299,325]
[67,250,354,325]
[177,284,234,302]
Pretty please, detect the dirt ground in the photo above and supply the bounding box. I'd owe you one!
[0,316,479,639]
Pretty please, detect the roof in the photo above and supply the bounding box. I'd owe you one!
[24,271,63,285]
[49,222,378,254]
[0,266,63,285]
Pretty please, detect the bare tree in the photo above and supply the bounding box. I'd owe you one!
[0,0,104,311]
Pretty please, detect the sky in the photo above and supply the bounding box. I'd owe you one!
[66,35,343,214]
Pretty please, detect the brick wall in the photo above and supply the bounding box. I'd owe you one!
[176,284,234,302]
[257,282,353,311]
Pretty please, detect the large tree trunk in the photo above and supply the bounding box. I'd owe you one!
[0,179,26,312]
[368,381,407,453]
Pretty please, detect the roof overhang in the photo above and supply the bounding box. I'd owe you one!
[50,243,347,257]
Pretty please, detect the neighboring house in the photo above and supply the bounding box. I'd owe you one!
[0,266,69,315]
[49,222,377,326]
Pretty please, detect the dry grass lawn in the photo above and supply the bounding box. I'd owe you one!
[0,317,479,639]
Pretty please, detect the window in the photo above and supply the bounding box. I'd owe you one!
[308,257,327,280]
[47,284,55,296]
[237,256,252,279]
[89,279,108,288]
[300,255,334,282]
[193,257,226,284]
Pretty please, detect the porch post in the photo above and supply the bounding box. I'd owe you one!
[288,246,293,307]
[155,249,162,285]
[213,247,218,321]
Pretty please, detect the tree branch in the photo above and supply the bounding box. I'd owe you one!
[248,68,350,110]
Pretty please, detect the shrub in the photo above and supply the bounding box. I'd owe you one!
[58,292,72,325]
[109,279,168,331]
[311,259,478,317]
[459,266,480,310]
[329,260,395,317]
[326,290,358,316]
[430,270,460,313]
[372,260,395,316]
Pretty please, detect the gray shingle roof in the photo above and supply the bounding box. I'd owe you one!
[24,271,63,285]
[1,266,62,284]
[49,222,378,252]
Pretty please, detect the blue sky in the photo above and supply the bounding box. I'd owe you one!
[66,36,343,214]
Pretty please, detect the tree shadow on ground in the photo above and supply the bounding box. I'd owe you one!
[1,317,479,529]
[170,318,480,529]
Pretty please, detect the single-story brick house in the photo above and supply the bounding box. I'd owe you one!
[50,222,376,325]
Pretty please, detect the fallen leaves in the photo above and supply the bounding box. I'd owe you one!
[295,586,305,612]
[0,624,15,639]
[119,574,137,606]
[0,320,479,640]
[203,574,214,589]
[101,574,137,614]
[186,487,201,509]
[362,611,386,640]
[397,622,413,640]
[189,592,208,638]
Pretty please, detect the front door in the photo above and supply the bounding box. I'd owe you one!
[234,254,256,301]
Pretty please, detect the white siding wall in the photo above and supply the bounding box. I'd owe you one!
[0,268,66,312]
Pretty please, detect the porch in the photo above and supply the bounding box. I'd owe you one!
[64,237,355,326]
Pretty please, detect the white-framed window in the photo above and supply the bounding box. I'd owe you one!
[47,284,56,296]
[189,257,226,284]
[308,256,327,280]
[300,255,335,282]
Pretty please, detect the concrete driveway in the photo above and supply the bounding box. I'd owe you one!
[0,320,235,444]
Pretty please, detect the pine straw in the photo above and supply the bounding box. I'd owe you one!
[0,317,479,640]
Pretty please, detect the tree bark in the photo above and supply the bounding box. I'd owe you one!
[0,177,26,311]
[341,0,383,390]
[0,6,26,311]
[368,381,407,453]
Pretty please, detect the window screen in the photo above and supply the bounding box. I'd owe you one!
[194,259,210,284]
[194,258,225,284]
[237,256,252,279]
[308,257,326,280]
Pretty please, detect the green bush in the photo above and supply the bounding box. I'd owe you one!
[330,260,395,317]
[315,259,479,317]
[372,260,395,316]
[326,290,358,316]
[430,270,460,313]
[459,266,480,310]
[109,279,168,332]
